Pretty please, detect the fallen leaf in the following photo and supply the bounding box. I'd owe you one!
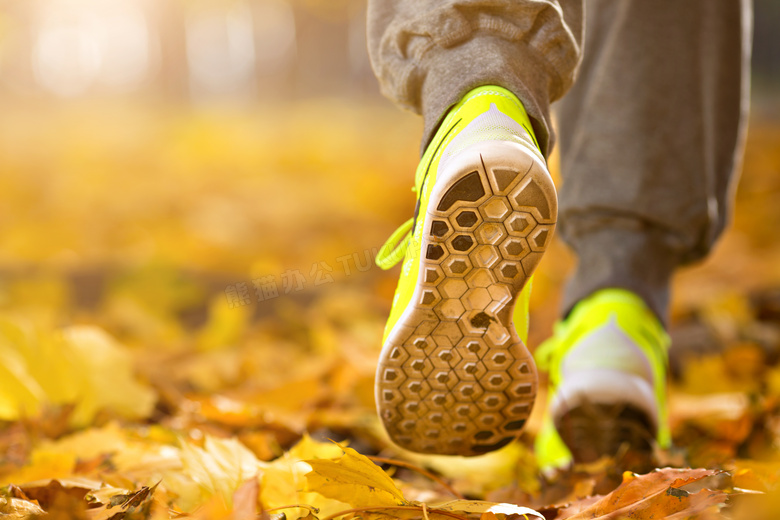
[230,477,259,520]
[0,320,156,427]
[731,459,780,493]
[0,495,46,519]
[82,483,159,520]
[1,422,182,487]
[402,441,539,497]
[1,450,77,484]
[0,319,46,420]
[305,442,408,508]
[16,477,103,507]
[53,326,158,426]
[173,436,262,511]
[555,468,729,519]
[85,485,135,508]
[260,435,347,520]
[106,483,157,510]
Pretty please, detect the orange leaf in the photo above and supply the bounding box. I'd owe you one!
[557,468,727,519]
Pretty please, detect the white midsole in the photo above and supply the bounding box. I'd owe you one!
[549,368,659,432]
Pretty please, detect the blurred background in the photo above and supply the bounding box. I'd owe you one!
[0,0,779,474]
[0,0,777,103]
[0,0,776,332]
[0,0,382,104]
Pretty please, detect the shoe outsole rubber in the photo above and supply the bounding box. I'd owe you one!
[377,141,557,456]
[556,402,656,472]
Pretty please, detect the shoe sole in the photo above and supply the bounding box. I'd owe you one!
[377,141,557,456]
[549,365,659,470]
[556,402,656,472]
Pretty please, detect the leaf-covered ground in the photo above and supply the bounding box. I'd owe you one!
[0,102,779,519]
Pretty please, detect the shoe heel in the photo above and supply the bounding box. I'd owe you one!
[556,401,656,471]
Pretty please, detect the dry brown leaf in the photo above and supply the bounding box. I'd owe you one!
[84,483,159,520]
[554,468,729,520]
[0,496,46,519]
[14,477,103,508]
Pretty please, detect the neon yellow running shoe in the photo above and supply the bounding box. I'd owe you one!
[534,289,671,469]
[375,85,557,456]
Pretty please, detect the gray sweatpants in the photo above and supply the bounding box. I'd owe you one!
[367,0,752,321]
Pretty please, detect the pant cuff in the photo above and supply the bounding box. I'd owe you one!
[561,227,682,325]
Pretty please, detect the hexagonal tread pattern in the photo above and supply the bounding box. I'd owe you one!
[377,146,557,456]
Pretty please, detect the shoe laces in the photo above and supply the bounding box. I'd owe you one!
[376,217,414,270]
[376,185,422,270]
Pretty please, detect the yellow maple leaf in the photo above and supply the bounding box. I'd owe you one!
[171,436,262,512]
[399,441,538,497]
[0,451,77,485]
[0,337,45,420]
[305,442,407,508]
[0,318,156,427]
[260,434,347,520]
[53,326,157,426]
